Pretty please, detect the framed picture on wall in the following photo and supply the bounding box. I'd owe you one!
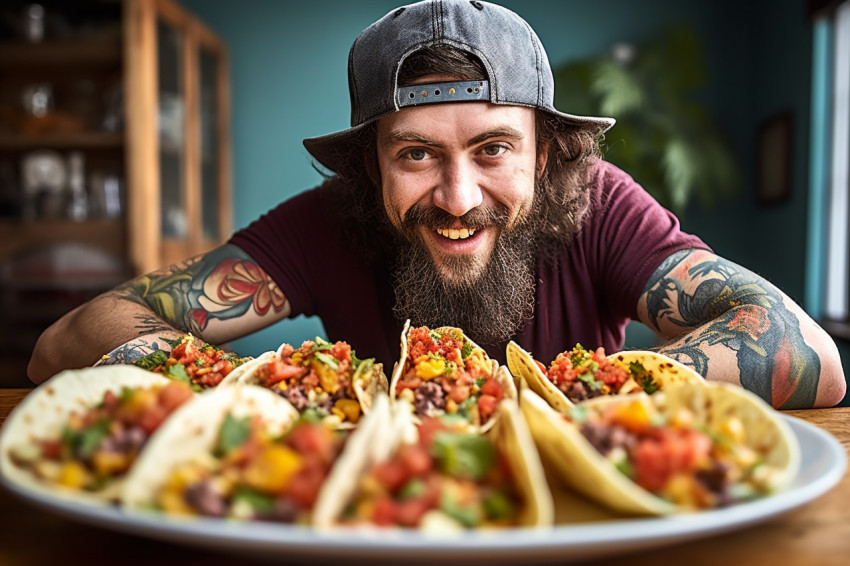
[756,110,793,205]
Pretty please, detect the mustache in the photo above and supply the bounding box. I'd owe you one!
[400,204,511,233]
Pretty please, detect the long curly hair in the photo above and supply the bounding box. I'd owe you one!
[323,45,603,266]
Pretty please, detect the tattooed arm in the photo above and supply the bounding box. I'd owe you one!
[27,244,289,384]
[636,249,846,409]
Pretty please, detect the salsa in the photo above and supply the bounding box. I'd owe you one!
[343,416,521,528]
[256,338,375,424]
[395,327,505,427]
[14,381,194,492]
[157,414,345,522]
[134,335,250,390]
[546,344,657,402]
[571,397,778,508]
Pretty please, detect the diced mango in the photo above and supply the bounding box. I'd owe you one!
[334,398,361,423]
[313,360,339,394]
[56,461,90,489]
[415,357,445,380]
[718,417,746,444]
[610,398,654,430]
[242,445,302,494]
[92,451,131,476]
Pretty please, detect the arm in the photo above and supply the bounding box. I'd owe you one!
[27,243,290,384]
[637,249,846,409]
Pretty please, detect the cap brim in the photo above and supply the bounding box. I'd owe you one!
[302,108,615,175]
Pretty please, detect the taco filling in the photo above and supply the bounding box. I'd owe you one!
[156,413,345,522]
[546,344,657,403]
[9,381,193,493]
[341,415,522,528]
[570,396,783,508]
[255,338,376,424]
[395,327,506,427]
[134,335,250,390]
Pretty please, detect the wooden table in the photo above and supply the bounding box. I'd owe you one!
[1,388,848,565]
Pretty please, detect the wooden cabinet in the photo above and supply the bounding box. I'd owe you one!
[0,0,232,383]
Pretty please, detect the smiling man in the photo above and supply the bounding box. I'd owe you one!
[28,0,846,409]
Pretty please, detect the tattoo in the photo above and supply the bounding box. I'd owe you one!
[644,251,820,409]
[132,313,174,335]
[114,244,286,334]
[93,336,172,366]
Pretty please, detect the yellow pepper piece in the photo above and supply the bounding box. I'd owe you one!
[312,360,339,394]
[56,461,90,489]
[92,450,131,476]
[243,445,303,494]
[334,398,361,423]
[415,356,446,379]
[609,397,654,431]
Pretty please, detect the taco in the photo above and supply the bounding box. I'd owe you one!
[122,383,381,523]
[0,365,194,504]
[520,383,800,515]
[132,334,253,390]
[507,341,703,412]
[313,395,553,529]
[391,321,517,432]
[228,337,388,428]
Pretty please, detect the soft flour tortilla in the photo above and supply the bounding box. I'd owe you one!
[121,384,301,510]
[520,383,800,516]
[228,342,389,428]
[389,320,517,432]
[313,394,553,529]
[0,365,175,506]
[506,341,703,412]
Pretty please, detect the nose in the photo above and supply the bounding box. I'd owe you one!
[432,158,483,218]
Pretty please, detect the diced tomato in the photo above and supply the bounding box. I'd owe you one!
[157,382,193,412]
[480,377,504,400]
[478,394,499,422]
[41,439,62,460]
[395,376,423,392]
[284,458,327,509]
[372,459,412,493]
[397,444,432,477]
[263,360,306,386]
[372,496,397,526]
[137,403,168,434]
[632,428,712,492]
[286,424,335,465]
[449,384,471,403]
[102,390,119,412]
[416,417,447,449]
[394,497,431,527]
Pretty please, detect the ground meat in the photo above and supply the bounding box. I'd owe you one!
[184,481,227,517]
[98,425,147,455]
[283,387,310,411]
[414,381,446,415]
[561,380,591,402]
[259,497,300,523]
[580,422,637,457]
[696,461,734,506]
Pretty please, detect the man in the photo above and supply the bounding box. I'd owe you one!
[27,0,845,408]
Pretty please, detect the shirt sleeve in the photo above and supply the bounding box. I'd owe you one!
[584,162,712,320]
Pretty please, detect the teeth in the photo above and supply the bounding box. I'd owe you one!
[437,228,476,240]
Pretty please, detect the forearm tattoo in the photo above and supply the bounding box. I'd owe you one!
[643,250,820,409]
[94,334,174,366]
[114,244,286,334]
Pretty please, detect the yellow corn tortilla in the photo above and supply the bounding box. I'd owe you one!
[506,341,703,412]
[519,383,800,516]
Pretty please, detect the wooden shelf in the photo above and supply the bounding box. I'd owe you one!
[0,31,122,68]
[0,132,124,150]
[0,218,126,260]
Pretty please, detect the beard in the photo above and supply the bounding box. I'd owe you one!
[389,201,539,347]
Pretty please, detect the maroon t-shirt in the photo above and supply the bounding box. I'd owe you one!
[228,161,710,367]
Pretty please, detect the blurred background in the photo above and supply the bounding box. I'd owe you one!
[0,0,847,405]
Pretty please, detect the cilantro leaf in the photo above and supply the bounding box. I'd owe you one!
[431,432,495,481]
[215,413,252,457]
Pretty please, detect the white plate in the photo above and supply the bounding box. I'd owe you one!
[2,415,845,564]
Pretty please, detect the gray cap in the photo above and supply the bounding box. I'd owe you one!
[303,0,615,173]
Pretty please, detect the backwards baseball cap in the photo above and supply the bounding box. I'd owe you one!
[303,0,615,173]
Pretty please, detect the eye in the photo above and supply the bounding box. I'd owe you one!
[403,148,430,161]
[481,144,508,157]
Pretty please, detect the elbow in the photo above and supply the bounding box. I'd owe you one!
[813,331,847,408]
[27,321,62,385]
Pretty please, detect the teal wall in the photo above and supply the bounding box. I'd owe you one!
[180,0,848,403]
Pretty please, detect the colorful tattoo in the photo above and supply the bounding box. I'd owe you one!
[643,250,820,409]
[115,244,286,334]
[94,336,173,366]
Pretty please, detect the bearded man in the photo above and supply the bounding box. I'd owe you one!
[28,0,846,409]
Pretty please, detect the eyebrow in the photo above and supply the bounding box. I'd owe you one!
[381,126,526,149]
